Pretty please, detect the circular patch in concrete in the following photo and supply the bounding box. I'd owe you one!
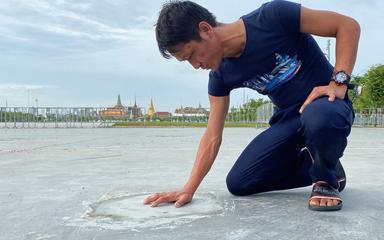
[69,192,224,230]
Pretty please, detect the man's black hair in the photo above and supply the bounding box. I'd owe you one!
[155,0,217,59]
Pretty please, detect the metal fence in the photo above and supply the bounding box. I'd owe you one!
[250,103,384,128]
[353,108,384,127]
[0,105,383,128]
[0,107,119,128]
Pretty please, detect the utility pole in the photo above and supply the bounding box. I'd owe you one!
[243,89,245,106]
[326,39,331,62]
[27,89,30,108]
[5,99,8,128]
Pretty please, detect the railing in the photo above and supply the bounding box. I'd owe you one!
[0,106,383,128]
[0,107,128,128]
[353,108,384,127]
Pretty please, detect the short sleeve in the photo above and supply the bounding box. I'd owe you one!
[261,0,301,34]
[208,71,230,97]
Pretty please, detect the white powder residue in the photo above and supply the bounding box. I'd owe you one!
[66,192,224,231]
[225,229,251,240]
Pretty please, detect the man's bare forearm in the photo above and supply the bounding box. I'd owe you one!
[334,17,360,74]
[183,130,222,194]
[182,95,228,195]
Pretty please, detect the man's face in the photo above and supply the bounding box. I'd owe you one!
[171,23,223,71]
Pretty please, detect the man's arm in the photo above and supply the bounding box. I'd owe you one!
[183,95,229,195]
[143,95,229,207]
[299,6,360,113]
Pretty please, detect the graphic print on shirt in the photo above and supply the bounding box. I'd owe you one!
[243,53,302,94]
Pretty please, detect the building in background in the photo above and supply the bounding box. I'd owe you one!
[100,94,142,119]
[127,99,143,119]
[173,103,209,117]
[100,94,126,118]
[154,111,172,120]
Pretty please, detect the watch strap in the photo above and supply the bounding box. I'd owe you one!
[347,83,355,90]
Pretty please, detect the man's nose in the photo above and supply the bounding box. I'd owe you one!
[188,59,201,69]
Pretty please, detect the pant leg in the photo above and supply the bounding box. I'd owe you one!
[300,96,354,189]
[226,116,312,196]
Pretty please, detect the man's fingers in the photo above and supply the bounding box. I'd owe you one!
[299,91,317,113]
[175,196,187,208]
[299,87,325,113]
[299,96,315,113]
[150,197,166,207]
[175,200,185,208]
[328,93,336,102]
[176,193,194,208]
[151,195,174,207]
[174,196,190,208]
[144,191,193,208]
[299,103,308,114]
[143,193,162,204]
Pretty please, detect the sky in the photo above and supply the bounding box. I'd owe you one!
[0,0,383,112]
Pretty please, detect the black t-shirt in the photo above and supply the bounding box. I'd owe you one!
[208,0,333,110]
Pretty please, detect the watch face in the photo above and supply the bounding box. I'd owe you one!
[336,73,347,82]
[335,71,349,83]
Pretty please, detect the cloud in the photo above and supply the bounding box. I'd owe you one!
[18,0,135,39]
[0,0,154,56]
[0,84,45,91]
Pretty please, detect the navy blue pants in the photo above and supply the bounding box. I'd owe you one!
[226,97,354,196]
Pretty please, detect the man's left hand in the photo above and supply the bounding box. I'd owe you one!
[299,81,347,113]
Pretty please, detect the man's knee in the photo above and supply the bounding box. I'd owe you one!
[226,176,246,196]
[226,171,263,196]
[301,98,348,134]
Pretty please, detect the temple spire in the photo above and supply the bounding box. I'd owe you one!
[116,94,122,107]
[147,97,155,118]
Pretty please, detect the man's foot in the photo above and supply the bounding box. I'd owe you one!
[310,160,346,208]
[308,181,342,211]
[300,147,346,192]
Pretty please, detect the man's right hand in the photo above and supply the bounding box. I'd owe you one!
[143,191,193,208]
[143,96,228,209]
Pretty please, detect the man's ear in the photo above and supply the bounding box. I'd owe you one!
[198,21,214,39]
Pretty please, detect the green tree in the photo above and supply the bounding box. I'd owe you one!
[226,98,270,122]
[242,98,268,109]
[349,75,368,110]
[349,64,384,110]
[365,64,384,108]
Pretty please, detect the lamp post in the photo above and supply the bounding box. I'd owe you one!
[34,99,38,127]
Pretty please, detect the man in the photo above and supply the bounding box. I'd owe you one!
[144,0,360,211]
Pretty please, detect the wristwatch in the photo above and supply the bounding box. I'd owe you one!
[331,70,355,89]
[331,70,351,85]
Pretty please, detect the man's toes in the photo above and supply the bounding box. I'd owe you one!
[309,199,320,206]
[325,199,340,206]
[320,198,327,206]
[309,198,340,207]
[326,199,334,206]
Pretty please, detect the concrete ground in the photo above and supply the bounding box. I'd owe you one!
[0,127,383,240]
